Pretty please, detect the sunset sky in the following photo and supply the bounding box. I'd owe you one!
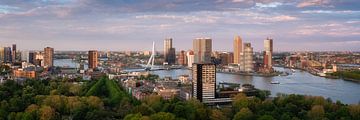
[0,0,359,51]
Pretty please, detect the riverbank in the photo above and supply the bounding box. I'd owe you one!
[217,71,284,77]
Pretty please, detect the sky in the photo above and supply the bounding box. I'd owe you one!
[0,0,359,52]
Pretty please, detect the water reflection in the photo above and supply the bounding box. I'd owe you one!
[151,67,360,104]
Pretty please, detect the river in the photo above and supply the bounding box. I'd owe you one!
[150,67,360,104]
[54,59,360,104]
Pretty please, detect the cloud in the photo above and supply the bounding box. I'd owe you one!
[297,0,331,8]
[294,23,360,36]
[255,2,283,8]
[301,10,360,14]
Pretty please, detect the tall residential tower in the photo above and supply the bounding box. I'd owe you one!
[233,36,243,64]
[193,38,212,63]
[44,47,54,67]
[88,50,98,69]
[164,38,176,65]
[264,38,273,69]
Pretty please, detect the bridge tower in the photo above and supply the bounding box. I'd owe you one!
[146,42,156,70]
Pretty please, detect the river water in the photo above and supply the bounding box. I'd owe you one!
[54,59,360,104]
[151,67,360,104]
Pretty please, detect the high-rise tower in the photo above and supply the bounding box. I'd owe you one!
[192,63,216,102]
[164,38,176,65]
[193,38,212,63]
[264,38,273,69]
[44,47,54,67]
[233,36,243,64]
[88,50,98,69]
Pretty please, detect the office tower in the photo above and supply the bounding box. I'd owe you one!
[192,63,216,102]
[220,52,233,65]
[164,38,176,65]
[187,50,195,68]
[178,50,187,66]
[35,52,45,66]
[0,47,4,63]
[29,52,35,64]
[193,38,212,63]
[233,36,243,64]
[12,44,16,63]
[88,50,98,69]
[21,51,29,62]
[243,43,254,72]
[4,47,12,63]
[264,38,273,69]
[44,47,54,67]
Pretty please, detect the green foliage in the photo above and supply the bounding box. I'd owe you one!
[0,78,358,120]
[330,70,360,81]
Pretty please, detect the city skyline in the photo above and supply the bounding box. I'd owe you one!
[0,0,359,51]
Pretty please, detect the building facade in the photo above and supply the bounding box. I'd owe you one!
[193,38,212,63]
[88,50,98,69]
[12,44,17,63]
[4,47,12,63]
[233,36,243,65]
[164,38,176,65]
[187,50,195,68]
[178,50,187,66]
[44,47,54,67]
[243,43,254,72]
[264,38,273,69]
[192,63,216,102]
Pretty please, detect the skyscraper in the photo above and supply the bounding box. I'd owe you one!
[164,38,176,65]
[178,50,187,66]
[12,44,16,63]
[243,43,254,72]
[21,51,29,62]
[4,47,12,63]
[233,36,243,64]
[44,47,54,67]
[264,38,273,69]
[88,50,98,69]
[187,50,194,68]
[192,63,216,103]
[0,47,4,63]
[29,52,35,64]
[193,38,212,63]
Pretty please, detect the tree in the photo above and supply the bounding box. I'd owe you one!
[349,105,360,119]
[124,113,143,120]
[307,105,325,120]
[232,93,249,112]
[233,108,253,120]
[85,96,104,110]
[150,112,176,120]
[39,106,55,120]
[210,109,228,120]
[258,115,275,120]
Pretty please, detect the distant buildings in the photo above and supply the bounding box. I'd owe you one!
[187,50,195,68]
[0,47,4,63]
[193,38,212,63]
[12,44,16,63]
[264,38,273,69]
[233,36,243,64]
[4,47,12,63]
[178,50,187,66]
[220,52,233,65]
[88,50,98,69]
[44,47,54,67]
[243,43,254,72]
[164,38,176,65]
[13,69,36,79]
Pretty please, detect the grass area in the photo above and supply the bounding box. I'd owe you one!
[330,70,360,81]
